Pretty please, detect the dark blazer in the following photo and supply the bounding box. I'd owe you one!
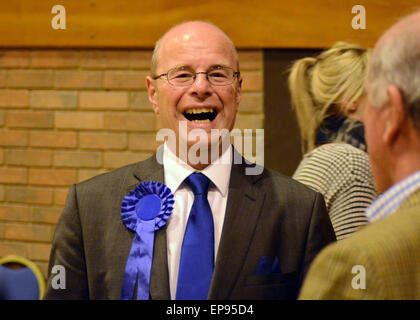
[44,149,335,300]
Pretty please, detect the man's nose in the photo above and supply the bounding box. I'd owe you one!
[190,72,212,97]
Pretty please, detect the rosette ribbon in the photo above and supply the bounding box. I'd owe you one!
[120,181,174,300]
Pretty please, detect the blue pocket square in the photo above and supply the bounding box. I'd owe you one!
[254,256,282,275]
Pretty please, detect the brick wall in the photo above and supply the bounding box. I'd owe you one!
[0,49,264,280]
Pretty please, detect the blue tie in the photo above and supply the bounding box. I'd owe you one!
[176,172,214,300]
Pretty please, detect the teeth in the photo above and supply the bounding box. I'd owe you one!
[185,108,214,114]
[192,119,210,122]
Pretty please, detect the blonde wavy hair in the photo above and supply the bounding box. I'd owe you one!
[288,42,371,153]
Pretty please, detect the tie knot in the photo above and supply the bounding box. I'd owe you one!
[185,173,210,195]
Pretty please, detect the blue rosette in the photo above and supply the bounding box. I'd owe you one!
[120,181,174,300]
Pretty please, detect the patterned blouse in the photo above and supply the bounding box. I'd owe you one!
[293,143,378,240]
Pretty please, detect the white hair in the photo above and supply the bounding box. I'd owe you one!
[367,14,420,127]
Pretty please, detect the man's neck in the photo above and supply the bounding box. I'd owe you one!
[166,140,231,171]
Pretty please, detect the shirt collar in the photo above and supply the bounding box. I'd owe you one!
[366,170,420,222]
[163,142,232,196]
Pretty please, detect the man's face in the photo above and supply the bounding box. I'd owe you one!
[147,23,242,152]
[364,92,391,193]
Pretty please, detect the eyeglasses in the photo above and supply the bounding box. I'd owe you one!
[152,66,240,87]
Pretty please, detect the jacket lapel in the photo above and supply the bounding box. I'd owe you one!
[123,148,170,300]
[208,155,265,299]
[122,148,265,300]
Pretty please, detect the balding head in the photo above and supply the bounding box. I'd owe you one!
[150,21,239,75]
[145,20,243,169]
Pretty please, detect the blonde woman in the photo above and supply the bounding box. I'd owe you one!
[290,42,378,240]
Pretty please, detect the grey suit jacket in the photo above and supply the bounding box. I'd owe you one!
[44,149,335,300]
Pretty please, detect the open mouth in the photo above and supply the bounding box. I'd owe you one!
[183,108,217,122]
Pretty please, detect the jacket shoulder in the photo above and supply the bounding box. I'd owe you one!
[259,166,321,199]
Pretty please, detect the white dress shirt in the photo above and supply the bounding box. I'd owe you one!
[366,170,420,222]
[163,143,232,300]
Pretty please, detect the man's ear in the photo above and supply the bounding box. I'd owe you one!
[235,76,243,107]
[383,85,406,144]
[146,76,159,115]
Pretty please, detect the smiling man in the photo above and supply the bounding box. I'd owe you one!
[147,22,242,168]
[44,21,335,300]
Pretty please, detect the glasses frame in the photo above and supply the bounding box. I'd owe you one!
[152,66,241,87]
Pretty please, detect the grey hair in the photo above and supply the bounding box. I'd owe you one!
[367,14,420,128]
[150,21,240,75]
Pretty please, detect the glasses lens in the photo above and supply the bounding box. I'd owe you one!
[208,67,234,85]
[168,67,194,86]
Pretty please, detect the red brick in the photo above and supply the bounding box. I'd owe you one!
[79,91,128,110]
[4,223,53,242]
[129,51,153,69]
[6,149,52,166]
[55,111,104,130]
[37,262,49,280]
[0,89,29,107]
[79,132,127,150]
[103,71,148,89]
[0,205,31,222]
[5,186,53,205]
[0,242,27,257]
[77,169,108,182]
[103,112,155,131]
[104,152,151,169]
[0,130,28,146]
[31,207,62,225]
[28,243,52,261]
[30,50,80,68]
[0,70,6,87]
[234,113,264,130]
[8,70,54,88]
[239,92,263,113]
[29,131,77,148]
[6,111,54,128]
[0,50,30,68]
[54,70,103,89]
[0,167,27,184]
[80,50,131,69]
[241,71,263,92]
[53,151,102,168]
[54,188,69,206]
[28,168,77,186]
[129,91,152,110]
[129,133,161,151]
[30,90,77,109]
[238,50,263,70]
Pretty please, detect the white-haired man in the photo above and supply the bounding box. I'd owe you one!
[299,10,420,299]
